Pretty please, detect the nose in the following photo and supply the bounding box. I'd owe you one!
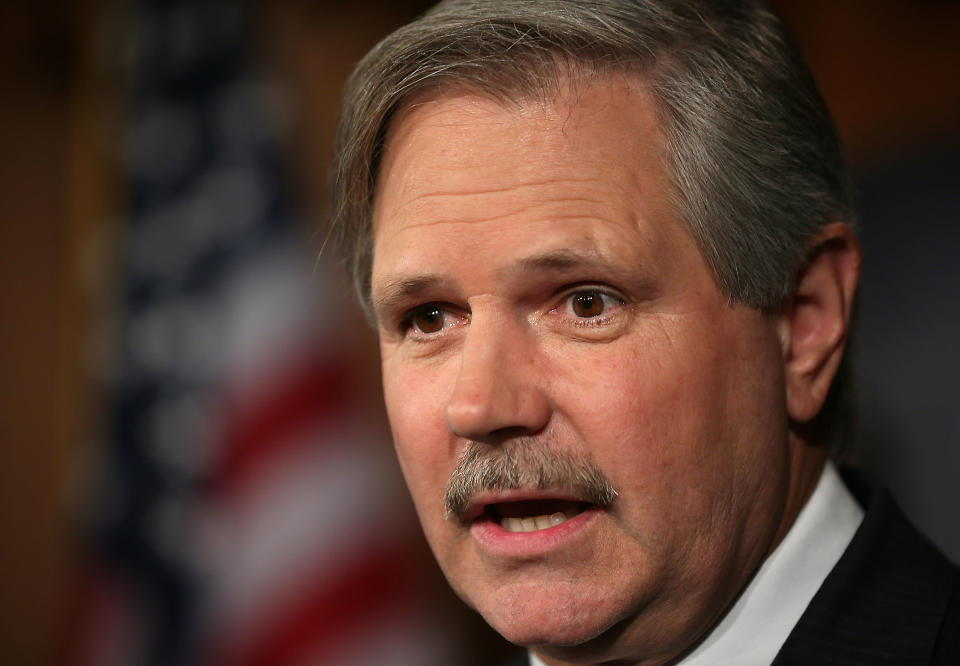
[445,310,551,443]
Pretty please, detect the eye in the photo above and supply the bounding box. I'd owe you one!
[412,305,445,333]
[402,303,464,337]
[565,289,623,318]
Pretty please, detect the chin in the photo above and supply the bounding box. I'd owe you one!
[471,579,632,650]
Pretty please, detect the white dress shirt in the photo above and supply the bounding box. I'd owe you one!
[529,462,864,666]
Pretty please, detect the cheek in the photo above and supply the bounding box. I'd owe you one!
[549,314,783,515]
[550,322,728,457]
[381,355,454,517]
[382,352,448,441]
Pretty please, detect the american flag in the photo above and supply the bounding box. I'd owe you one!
[69,1,457,664]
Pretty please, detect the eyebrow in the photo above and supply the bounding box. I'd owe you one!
[373,246,635,317]
[505,248,610,277]
[373,274,449,317]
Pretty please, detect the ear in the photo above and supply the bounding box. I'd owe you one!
[778,223,861,424]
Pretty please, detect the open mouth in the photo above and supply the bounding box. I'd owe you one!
[483,499,593,533]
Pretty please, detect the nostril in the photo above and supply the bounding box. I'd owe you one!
[490,424,546,440]
[446,399,549,443]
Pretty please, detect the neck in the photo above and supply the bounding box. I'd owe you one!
[769,436,827,554]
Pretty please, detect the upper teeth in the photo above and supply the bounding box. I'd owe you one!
[501,512,568,532]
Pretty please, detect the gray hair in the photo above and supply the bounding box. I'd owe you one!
[444,440,619,523]
[330,0,856,453]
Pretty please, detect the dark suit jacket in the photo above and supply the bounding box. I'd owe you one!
[499,472,959,665]
[772,471,959,664]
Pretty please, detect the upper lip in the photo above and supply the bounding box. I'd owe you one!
[462,489,594,523]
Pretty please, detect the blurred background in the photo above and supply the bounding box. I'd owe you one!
[1,0,958,664]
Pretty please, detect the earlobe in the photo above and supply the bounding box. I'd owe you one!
[780,222,861,424]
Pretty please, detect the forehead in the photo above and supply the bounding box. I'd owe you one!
[374,78,666,209]
[369,78,691,299]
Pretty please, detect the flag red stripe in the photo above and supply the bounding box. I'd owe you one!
[212,354,350,495]
[208,544,413,666]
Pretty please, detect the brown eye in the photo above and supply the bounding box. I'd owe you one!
[571,291,606,318]
[412,306,445,333]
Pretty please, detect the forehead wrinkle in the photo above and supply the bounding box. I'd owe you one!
[393,211,619,237]
[388,187,622,236]
[402,175,607,206]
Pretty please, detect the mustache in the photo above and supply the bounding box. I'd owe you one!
[443,440,618,522]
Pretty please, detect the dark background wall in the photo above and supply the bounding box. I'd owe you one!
[1,1,957,664]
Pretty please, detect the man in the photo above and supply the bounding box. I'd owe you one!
[330,1,959,663]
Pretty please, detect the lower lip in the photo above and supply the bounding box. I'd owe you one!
[469,508,602,558]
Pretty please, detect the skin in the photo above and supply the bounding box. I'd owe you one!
[369,77,859,665]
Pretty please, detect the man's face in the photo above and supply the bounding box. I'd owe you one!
[370,79,796,663]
